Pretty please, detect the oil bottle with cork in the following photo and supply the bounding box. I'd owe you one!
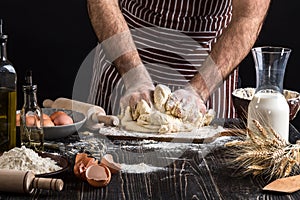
[0,19,17,151]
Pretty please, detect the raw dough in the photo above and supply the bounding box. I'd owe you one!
[120,84,215,133]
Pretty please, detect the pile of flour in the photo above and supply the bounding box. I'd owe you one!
[0,146,62,174]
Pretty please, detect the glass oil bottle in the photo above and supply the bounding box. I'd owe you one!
[20,70,44,151]
[0,19,17,151]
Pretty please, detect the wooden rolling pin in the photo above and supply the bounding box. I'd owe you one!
[43,98,119,129]
[0,169,64,194]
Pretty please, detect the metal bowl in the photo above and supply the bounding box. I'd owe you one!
[232,88,300,122]
[42,108,87,140]
[17,108,87,140]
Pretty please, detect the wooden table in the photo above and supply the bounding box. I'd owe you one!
[1,119,300,200]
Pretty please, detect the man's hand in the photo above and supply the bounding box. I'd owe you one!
[120,84,155,120]
[166,85,207,123]
[120,64,155,120]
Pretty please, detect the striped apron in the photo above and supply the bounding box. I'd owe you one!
[88,0,239,118]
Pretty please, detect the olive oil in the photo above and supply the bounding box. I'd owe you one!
[0,88,17,151]
[20,72,44,151]
[0,19,17,151]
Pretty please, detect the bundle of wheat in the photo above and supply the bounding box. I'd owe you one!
[225,120,300,180]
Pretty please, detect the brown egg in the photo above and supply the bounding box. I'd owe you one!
[43,113,51,120]
[16,113,43,127]
[53,114,74,126]
[43,119,55,127]
[16,113,49,127]
[50,111,68,121]
[16,113,21,126]
[86,164,111,187]
[25,115,37,127]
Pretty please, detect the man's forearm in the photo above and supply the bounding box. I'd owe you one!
[190,0,271,101]
[211,0,271,79]
[87,0,142,75]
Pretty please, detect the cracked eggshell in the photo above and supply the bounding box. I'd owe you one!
[74,153,98,181]
[75,152,89,164]
[100,154,121,174]
[86,164,111,187]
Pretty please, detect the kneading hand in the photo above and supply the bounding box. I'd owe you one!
[120,65,155,120]
[120,84,154,120]
[165,85,207,123]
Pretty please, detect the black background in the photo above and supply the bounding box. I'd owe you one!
[1,0,300,129]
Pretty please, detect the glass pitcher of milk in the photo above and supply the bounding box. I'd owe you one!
[247,46,291,143]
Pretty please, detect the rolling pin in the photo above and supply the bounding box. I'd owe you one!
[0,169,64,194]
[43,98,119,129]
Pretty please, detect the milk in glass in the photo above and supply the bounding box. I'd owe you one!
[247,46,291,143]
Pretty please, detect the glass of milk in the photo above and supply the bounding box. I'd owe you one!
[247,46,291,143]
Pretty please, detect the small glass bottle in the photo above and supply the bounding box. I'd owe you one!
[247,46,291,143]
[20,71,44,151]
[0,19,17,151]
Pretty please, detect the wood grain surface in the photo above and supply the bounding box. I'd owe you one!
[1,119,300,200]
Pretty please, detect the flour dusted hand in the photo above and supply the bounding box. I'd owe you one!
[120,64,155,120]
[166,84,207,123]
[120,84,215,133]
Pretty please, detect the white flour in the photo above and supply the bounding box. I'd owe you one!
[121,163,166,173]
[0,146,62,174]
[99,125,225,141]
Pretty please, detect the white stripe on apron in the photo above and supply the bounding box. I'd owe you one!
[88,0,238,118]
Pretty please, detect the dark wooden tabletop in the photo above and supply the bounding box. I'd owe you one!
[1,119,300,200]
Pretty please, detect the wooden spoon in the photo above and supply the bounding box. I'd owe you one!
[263,174,300,193]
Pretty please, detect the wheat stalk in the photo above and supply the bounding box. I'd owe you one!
[225,119,300,180]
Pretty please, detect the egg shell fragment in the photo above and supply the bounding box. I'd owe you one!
[73,154,98,181]
[86,164,111,187]
[100,154,121,174]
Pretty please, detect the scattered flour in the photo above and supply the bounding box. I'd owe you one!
[0,146,62,174]
[99,125,225,142]
[121,163,166,173]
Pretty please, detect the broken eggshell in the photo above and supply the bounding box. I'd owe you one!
[86,164,111,187]
[100,154,121,174]
[73,153,98,181]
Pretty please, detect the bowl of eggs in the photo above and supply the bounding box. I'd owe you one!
[232,87,300,122]
[16,108,87,140]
